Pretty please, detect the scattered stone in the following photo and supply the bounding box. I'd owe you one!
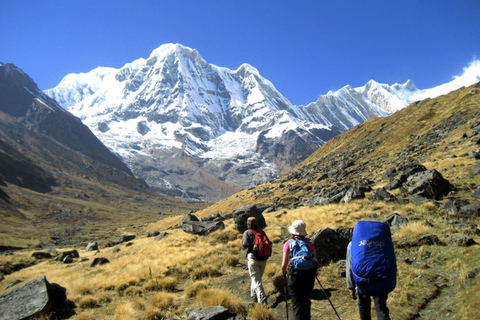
[369,188,396,202]
[85,241,98,251]
[382,213,408,229]
[341,187,366,203]
[409,194,431,205]
[147,231,160,237]
[90,257,110,267]
[472,186,480,199]
[56,250,79,263]
[449,235,476,247]
[202,213,225,222]
[154,232,168,241]
[443,198,479,218]
[105,235,136,247]
[467,268,480,279]
[32,252,52,259]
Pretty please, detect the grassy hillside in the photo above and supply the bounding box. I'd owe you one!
[1,83,479,320]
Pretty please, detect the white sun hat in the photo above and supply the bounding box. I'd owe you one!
[288,220,307,236]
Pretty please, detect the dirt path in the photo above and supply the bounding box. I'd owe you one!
[408,272,456,320]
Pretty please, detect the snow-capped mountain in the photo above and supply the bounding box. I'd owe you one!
[45,44,480,201]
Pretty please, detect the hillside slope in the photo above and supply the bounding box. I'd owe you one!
[0,63,205,248]
[1,83,479,320]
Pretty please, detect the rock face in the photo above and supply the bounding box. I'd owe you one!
[0,276,71,320]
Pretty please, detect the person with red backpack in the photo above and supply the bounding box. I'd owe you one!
[281,220,318,320]
[242,217,272,304]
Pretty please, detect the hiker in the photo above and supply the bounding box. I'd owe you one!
[346,221,396,320]
[281,220,318,320]
[242,217,272,304]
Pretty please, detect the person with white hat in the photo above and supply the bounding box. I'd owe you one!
[281,220,318,320]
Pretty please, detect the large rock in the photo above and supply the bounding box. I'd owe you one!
[369,188,396,202]
[187,306,233,320]
[181,220,225,236]
[232,204,269,233]
[405,169,454,200]
[0,276,71,320]
[310,227,350,266]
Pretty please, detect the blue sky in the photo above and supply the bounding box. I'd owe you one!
[1,0,479,105]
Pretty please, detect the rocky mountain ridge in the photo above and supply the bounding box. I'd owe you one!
[45,43,466,202]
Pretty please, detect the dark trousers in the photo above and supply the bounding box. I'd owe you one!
[358,293,390,320]
[288,269,316,320]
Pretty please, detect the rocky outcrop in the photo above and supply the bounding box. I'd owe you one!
[0,276,73,320]
[180,214,225,236]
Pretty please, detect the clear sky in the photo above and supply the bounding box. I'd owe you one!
[1,0,479,105]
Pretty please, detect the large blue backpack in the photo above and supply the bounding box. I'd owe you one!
[351,221,397,296]
[288,238,316,272]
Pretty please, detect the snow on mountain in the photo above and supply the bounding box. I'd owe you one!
[45,44,480,201]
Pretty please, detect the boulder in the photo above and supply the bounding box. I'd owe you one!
[181,220,225,236]
[341,187,366,203]
[382,213,408,229]
[187,306,233,320]
[472,186,480,199]
[56,250,79,263]
[147,231,160,237]
[232,204,269,233]
[369,188,396,202]
[311,227,350,266]
[405,169,454,200]
[90,257,110,267]
[0,276,72,320]
[154,232,168,241]
[32,252,52,259]
[449,235,476,247]
[105,235,136,247]
[443,198,479,218]
[85,241,98,251]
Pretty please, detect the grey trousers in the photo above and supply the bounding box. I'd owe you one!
[358,293,390,320]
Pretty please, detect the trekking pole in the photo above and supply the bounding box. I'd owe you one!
[283,275,289,320]
[315,275,342,320]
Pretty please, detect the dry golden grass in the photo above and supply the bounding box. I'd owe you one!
[185,280,209,298]
[392,221,434,242]
[77,296,99,309]
[75,312,95,320]
[196,288,247,316]
[150,291,175,310]
[248,304,274,320]
[1,84,479,320]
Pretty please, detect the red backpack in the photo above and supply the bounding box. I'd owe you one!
[250,229,272,260]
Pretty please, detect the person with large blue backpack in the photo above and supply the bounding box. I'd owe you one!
[281,220,318,320]
[346,221,397,320]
